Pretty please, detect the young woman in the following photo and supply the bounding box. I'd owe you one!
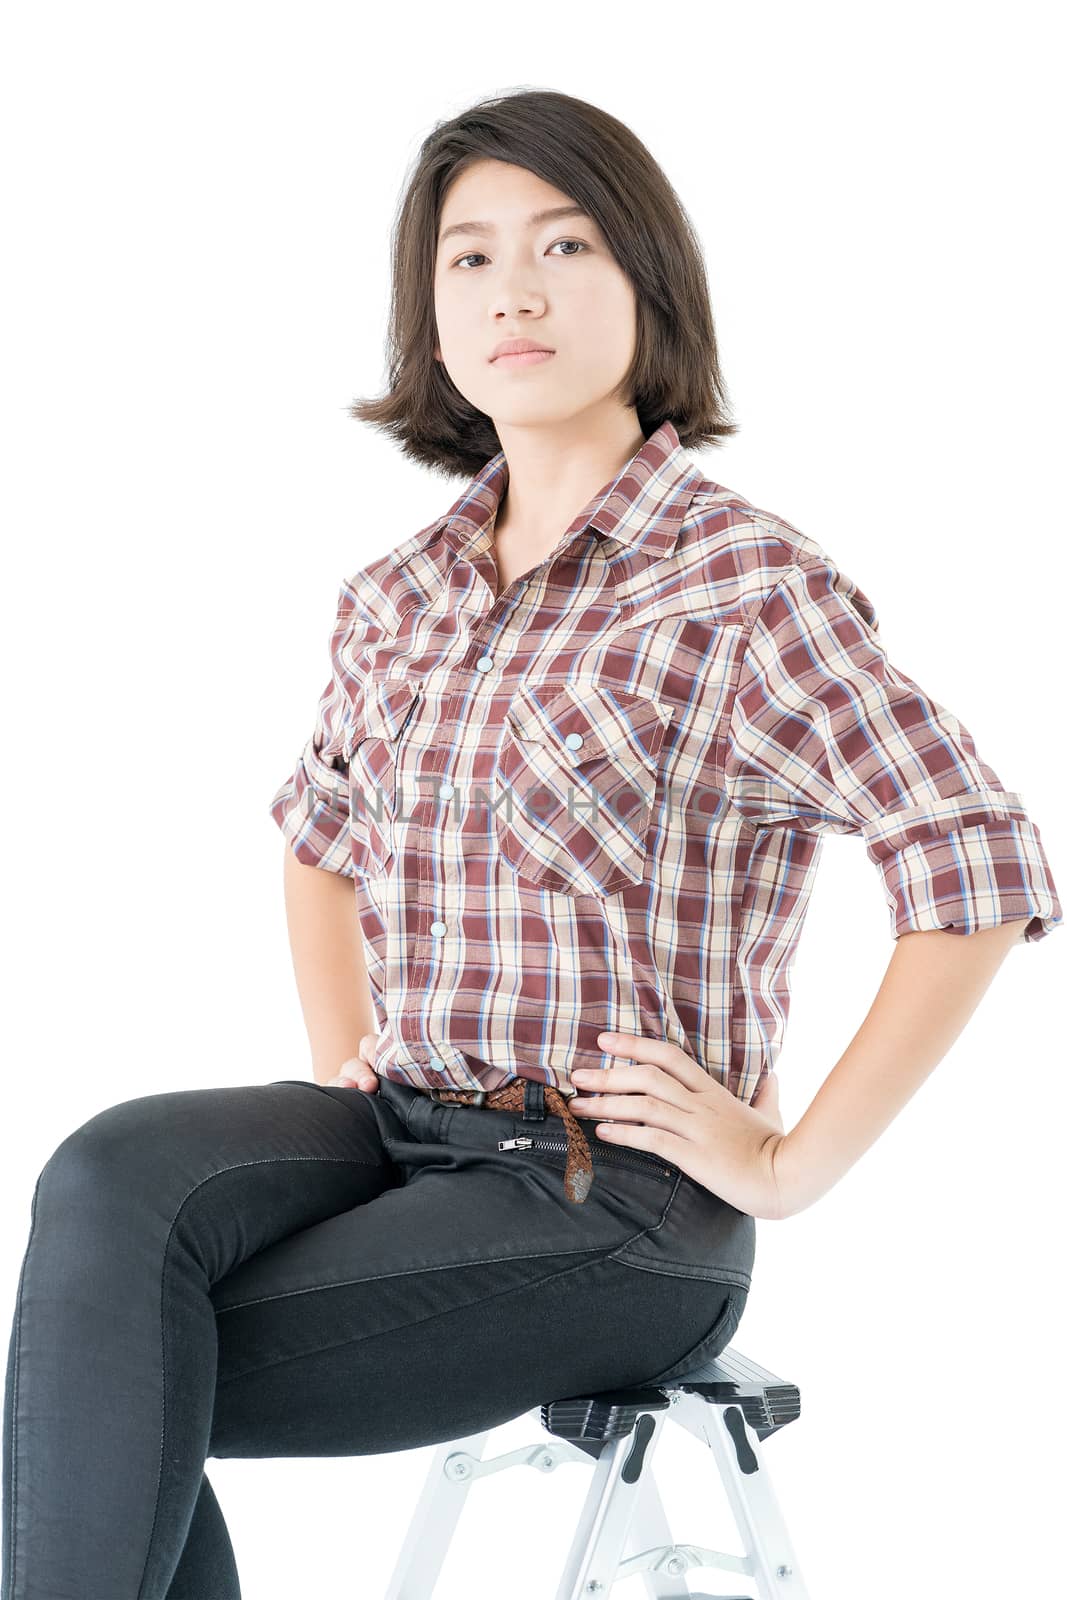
[3,88,1060,1598]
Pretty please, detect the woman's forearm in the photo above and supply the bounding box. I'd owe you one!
[777,916,1033,1214]
[281,844,377,1085]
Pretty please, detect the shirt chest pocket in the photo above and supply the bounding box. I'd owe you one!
[493,681,673,898]
[322,678,422,877]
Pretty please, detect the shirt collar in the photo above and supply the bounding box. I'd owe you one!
[394,419,704,574]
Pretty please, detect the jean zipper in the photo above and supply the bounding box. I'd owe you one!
[497,1133,673,1180]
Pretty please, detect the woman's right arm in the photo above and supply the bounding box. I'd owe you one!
[281,844,378,1086]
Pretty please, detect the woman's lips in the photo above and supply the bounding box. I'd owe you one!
[491,349,555,366]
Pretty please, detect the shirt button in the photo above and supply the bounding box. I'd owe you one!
[429,919,447,936]
[565,731,584,750]
[429,1057,446,1071]
[439,782,455,800]
[475,655,494,672]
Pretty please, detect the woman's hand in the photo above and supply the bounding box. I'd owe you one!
[326,1034,380,1092]
[568,1032,793,1220]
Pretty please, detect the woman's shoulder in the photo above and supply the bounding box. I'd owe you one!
[333,510,454,638]
[672,478,876,629]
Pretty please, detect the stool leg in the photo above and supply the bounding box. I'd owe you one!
[382,1425,492,1599]
[623,1471,691,1599]
[552,1410,673,1599]
[671,1391,811,1599]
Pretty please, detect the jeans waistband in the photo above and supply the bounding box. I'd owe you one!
[379,1075,576,1150]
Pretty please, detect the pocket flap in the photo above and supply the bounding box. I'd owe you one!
[365,677,423,743]
[504,681,672,767]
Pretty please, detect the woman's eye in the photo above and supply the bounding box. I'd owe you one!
[453,239,588,270]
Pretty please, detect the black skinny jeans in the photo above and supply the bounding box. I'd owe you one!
[2,1073,756,1598]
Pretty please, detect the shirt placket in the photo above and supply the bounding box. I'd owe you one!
[403,524,597,1071]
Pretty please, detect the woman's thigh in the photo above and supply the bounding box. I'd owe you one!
[210,1246,726,1459]
[3,1077,401,1597]
[207,1080,754,1458]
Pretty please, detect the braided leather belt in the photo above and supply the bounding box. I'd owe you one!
[429,1082,593,1203]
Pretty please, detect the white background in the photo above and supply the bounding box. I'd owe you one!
[2,3,1063,1596]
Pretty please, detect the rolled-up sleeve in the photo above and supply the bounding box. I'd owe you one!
[723,552,1063,943]
[269,582,360,877]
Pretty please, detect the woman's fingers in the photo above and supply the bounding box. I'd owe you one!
[330,1036,381,1092]
[357,1034,380,1091]
[326,1035,383,1092]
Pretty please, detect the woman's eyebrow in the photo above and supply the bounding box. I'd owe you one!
[438,204,593,247]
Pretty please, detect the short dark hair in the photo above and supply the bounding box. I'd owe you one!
[348,88,739,478]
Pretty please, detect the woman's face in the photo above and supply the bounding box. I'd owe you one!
[433,157,638,431]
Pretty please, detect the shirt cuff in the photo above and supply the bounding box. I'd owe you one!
[861,791,1062,943]
[269,741,356,878]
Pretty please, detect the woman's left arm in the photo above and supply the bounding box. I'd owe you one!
[774,914,1031,1215]
[570,915,1035,1220]
[572,551,1061,1216]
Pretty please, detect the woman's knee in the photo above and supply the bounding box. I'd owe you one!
[37,1090,192,1206]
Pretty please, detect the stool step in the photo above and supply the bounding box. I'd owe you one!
[672,1346,801,1439]
[541,1387,671,1442]
[541,1345,801,1445]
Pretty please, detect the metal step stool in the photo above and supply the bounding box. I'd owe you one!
[383,1341,807,1598]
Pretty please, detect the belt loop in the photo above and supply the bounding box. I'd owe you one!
[522,1080,546,1121]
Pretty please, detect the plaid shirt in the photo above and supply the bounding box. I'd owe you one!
[270,421,1062,1103]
